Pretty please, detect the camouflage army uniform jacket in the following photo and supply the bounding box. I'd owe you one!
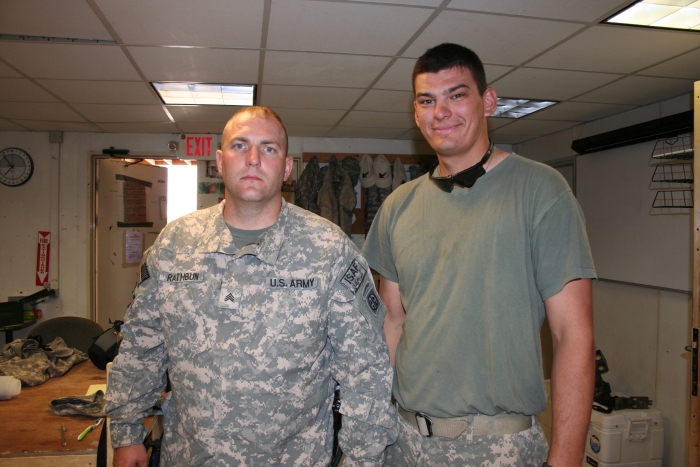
[105,200,396,466]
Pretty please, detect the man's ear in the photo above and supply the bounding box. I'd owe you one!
[483,87,498,117]
[216,149,223,175]
[283,156,294,182]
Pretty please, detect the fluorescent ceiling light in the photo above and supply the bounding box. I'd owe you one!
[605,0,700,31]
[151,82,256,106]
[491,98,558,119]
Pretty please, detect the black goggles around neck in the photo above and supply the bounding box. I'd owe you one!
[428,141,494,193]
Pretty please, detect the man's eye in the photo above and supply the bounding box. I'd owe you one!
[451,93,464,99]
[233,143,244,150]
[418,99,433,105]
[263,146,276,153]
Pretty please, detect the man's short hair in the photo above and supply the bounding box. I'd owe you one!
[412,43,488,96]
[225,106,289,155]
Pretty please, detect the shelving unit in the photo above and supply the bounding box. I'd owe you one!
[650,135,694,209]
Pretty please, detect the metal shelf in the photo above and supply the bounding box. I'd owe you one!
[652,190,693,208]
[651,135,693,160]
[652,162,693,184]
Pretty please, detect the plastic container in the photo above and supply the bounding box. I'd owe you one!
[583,408,663,467]
[0,376,21,400]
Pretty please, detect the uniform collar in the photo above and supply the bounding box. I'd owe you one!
[201,199,287,264]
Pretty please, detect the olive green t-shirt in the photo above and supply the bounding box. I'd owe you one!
[227,224,270,250]
[363,154,596,417]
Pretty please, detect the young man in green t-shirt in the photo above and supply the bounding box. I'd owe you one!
[363,43,596,467]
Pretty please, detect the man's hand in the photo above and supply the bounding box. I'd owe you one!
[113,443,148,467]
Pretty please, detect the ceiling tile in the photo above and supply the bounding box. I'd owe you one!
[0,118,30,131]
[97,122,180,133]
[487,119,515,131]
[0,0,113,39]
[0,79,60,103]
[14,120,101,131]
[447,0,624,22]
[492,68,622,101]
[71,104,171,122]
[260,85,364,110]
[373,58,416,91]
[0,102,86,121]
[529,25,700,74]
[37,80,159,104]
[128,47,260,83]
[573,75,696,106]
[0,43,141,80]
[403,10,585,65]
[523,101,636,121]
[346,0,443,6]
[327,127,408,139]
[340,111,415,129]
[0,61,22,78]
[274,108,347,127]
[489,119,580,143]
[177,122,227,134]
[285,125,334,137]
[264,51,391,88]
[268,0,433,55]
[639,47,700,80]
[167,106,243,123]
[94,0,264,48]
[355,90,415,113]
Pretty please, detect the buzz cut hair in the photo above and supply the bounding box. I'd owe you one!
[225,106,289,155]
[412,43,488,96]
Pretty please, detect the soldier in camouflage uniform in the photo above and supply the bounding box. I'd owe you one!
[106,106,397,467]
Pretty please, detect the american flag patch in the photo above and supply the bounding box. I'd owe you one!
[140,262,150,283]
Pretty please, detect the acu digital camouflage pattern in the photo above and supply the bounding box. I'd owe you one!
[105,200,396,466]
[0,337,87,386]
[388,414,548,466]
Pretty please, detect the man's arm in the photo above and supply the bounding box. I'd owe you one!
[379,277,405,366]
[544,278,595,467]
[113,444,148,467]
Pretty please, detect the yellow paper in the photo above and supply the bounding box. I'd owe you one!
[87,384,107,395]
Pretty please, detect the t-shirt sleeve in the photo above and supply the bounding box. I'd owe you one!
[533,189,597,301]
[362,203,399,282]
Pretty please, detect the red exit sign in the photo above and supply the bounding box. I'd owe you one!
[182,134,216,159]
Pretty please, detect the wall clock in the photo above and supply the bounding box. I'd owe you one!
[0,147,34,187]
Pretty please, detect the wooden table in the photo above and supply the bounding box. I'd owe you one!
[0,360,106,463]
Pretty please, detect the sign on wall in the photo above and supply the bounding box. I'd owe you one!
[180,134,217,160]
[36,231,50,286]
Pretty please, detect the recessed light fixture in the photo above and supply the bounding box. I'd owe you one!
[491,98,558,119]
[151,82,256,106]
[604,0,700,31]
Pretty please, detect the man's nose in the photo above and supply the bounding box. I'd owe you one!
[434,99,451,120]
[246,147,260,166]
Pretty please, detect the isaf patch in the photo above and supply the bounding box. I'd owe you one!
[362,282,380,315]
[340,259,366,293]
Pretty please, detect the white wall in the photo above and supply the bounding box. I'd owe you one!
[0,130,433,345]
[517,92,693,467]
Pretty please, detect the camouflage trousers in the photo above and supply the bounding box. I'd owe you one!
[386,412,548,466]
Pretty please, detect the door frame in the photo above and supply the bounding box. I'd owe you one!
[691,81,699,467]
[88,154,181,325]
